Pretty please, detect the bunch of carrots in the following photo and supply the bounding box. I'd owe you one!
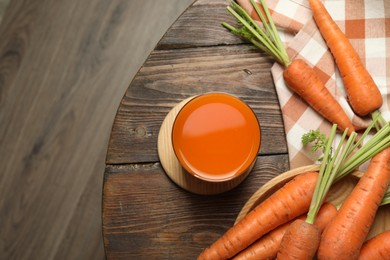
[197,0,390,259]
[198,117,390,259]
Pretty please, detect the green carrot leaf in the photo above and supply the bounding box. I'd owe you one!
[302,129,330,161]
[222,0,290,67]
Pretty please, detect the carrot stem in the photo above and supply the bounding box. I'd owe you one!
[226,4,275,53]
[306,124,337,224]
[382,188,390,205]
[347,114,380,155]
[323,130,356,197]
[223,7,284,64]
[306,126,358,224]
[251,0,287,60]
[338,123,390,178]
[250,0,272,38]
[222,1,290,66]
[303,118,390,206]
[371,110,387,130]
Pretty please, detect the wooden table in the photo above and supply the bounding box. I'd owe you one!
[102,0,289,259]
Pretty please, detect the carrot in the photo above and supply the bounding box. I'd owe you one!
[233,219,295,260]
[198,120,388,260]
[318,147,390,260]
[277,125,353,260]
[277,219,321,260]
[197,171,319,260]
[233,202,337,260]
[358,230,390,260]
[310,202,338,231]
[222,0,355,135]
[309,0,383,117]
[283,59,355,136]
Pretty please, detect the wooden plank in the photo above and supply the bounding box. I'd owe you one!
[0,0,192,259]
[52,165,106,260]
[157,0,243,49]
[106,45,287,164]
[102,154,289,260]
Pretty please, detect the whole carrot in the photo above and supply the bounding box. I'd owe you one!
[318,147,390,260]
[359,230,390,260]
[283,59,355,136]
[233,202,337,260]
[223,0,355,135]
[197,171,318,260]
[309,0,383,117]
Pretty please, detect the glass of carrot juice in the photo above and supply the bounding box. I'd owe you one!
[172,92,261,183]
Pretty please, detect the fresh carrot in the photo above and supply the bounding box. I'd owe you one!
[318,147,390,260]
[222,0,355,135]
[233,202,337,260]
[358,230,390,260]
[283,59,355,136]
[277,125,353,260]
[309,0,383,117]
[197,171,319,260]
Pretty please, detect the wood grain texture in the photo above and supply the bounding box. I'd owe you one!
[0,0,10,24]
[156,0,243,49]
[102,1,290,258]
[103,154,289,260]
[0,0,193,259]
[106,45,286,164]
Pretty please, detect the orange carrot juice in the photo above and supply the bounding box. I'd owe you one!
[172,93,261,182]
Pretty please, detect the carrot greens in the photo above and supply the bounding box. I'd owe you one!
[302,115,390,180]
[382,189,390,205]
[304,124,357,224]
[301,129,328,161]
[302,115,390,207]
[222,0,290,67]
[338,122,390,179]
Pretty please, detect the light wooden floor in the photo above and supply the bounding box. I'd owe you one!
[0,0,193,259]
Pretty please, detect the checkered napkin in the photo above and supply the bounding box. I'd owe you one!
[237,0,390,169]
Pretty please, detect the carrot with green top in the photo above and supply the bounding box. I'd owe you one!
[223,0,356,135]
[233,202,337,260]
[318,147,390,260]
[277,125,355,260]
[197,171,319,260]
[309,0,383,117]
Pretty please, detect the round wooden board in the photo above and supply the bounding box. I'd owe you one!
[235,165,390,240]
[157,97,252,195]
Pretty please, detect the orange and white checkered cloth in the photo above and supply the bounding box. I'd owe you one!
[237,0,390,169]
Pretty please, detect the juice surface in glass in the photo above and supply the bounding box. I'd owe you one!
[172,93,261,182]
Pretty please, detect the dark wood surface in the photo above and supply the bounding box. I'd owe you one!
[103,0,289,259]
